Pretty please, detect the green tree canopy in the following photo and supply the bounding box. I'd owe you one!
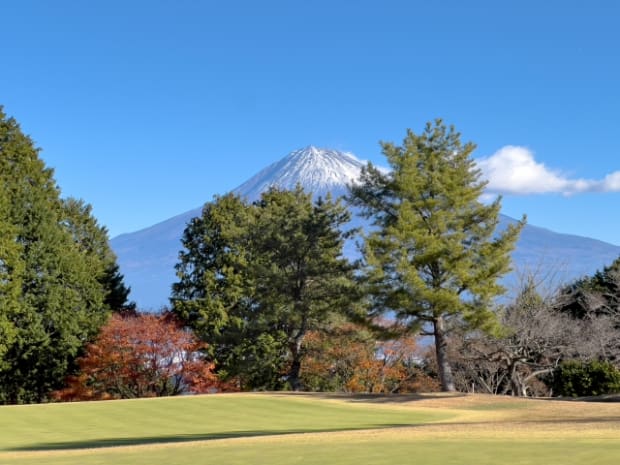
[61,197,134,313]
[349,120,524,391]
[559,256,620,319]
[172,187,360,390]
[0,107,128,403]
[0,187,21,370]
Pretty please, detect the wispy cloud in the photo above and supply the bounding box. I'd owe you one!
[477,146,620,195]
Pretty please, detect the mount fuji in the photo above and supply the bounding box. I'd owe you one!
[233,146,365,201]
[110,146,620,310]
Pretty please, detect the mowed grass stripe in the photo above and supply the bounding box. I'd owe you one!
[2,393,619,465]
[0,394,449,452]
[3,438,620,465]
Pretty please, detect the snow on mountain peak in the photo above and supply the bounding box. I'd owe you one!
[232,146,366,201]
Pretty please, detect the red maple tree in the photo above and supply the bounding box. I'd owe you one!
[54,313,225,401]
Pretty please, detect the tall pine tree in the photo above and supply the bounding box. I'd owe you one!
[349,120,524,391]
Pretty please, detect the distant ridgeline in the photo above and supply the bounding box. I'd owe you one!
[110,146,620,310]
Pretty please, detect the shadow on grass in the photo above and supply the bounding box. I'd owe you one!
[7,424,414,452]
[308,392,620,404]
[497,394,620,404]
[308,392,467,404]
[554,394,620,403]
[10,416,620,452]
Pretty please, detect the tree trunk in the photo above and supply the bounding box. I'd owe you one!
[288,308,308,391]
[288,356,302,391]
[434,316,456,392]
[508,362,528,397]
[510,376,528,397]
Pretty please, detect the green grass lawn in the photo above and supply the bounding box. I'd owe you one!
[5,438,620,465]
[1,394,447,451]
[2,393,619,465]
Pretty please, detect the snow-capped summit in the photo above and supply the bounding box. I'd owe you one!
[233,146,365,201]
[110,145,620,311]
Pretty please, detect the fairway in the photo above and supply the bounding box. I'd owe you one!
[2,393,619,464]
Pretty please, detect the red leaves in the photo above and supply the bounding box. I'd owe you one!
[54,313,224,401]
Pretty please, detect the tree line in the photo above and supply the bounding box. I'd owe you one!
[1,107,618,403]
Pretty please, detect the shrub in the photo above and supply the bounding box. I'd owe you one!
[552,360,620,397]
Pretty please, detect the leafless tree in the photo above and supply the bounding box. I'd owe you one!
[450,277,610,396]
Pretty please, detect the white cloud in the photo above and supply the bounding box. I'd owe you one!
[603,171,620,191]
[476,146,620,195]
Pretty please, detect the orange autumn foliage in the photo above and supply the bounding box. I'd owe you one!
[301,322,439,393]
[54,313,226,401]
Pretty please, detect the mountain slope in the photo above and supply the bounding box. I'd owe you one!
[233,145,364,201]
[111,146,366,309]
[111,147,620,310]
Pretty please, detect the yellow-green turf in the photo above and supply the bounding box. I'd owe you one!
[4,439,618,465]
[0,394,446,451]
[1,393,619,465]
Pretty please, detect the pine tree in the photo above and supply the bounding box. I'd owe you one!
[0,107,121,402]
[172,187,359,390]
[172,193,255,384]
[250,187,359,390]
[349,120,524,391]
[559,256,620,319]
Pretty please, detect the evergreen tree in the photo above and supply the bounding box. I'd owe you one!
[559,256,620,319]
[172,194,256,385]
[250,187,359,390]
[0,107,120,402]
[349,120,524,391]
[172,187,359,390]
[61,197,134,312]
[0,188,21,370]
[557,257,620,364]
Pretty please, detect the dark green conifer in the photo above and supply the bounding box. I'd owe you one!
[61,197,134,312]
[172,187,359,390]
[0,107,126,402]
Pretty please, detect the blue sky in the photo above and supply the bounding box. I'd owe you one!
[3,0,619,244]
